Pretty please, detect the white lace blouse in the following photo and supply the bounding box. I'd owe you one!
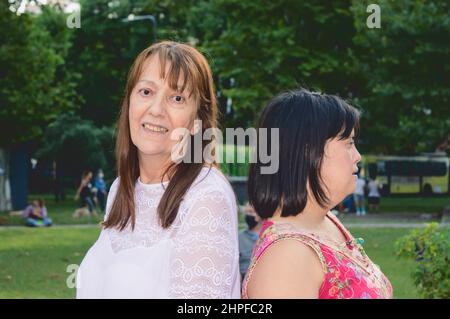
[76,167,241,299]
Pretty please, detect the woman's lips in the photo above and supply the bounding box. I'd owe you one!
[141,122,169,134]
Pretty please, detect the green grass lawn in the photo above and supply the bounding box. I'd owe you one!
[1,193,449,227]
[0,226,421,299]
[377,196,449,214]
[0,226,99,298]
[348,227,420,298]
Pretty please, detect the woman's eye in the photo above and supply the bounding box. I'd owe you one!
[171,95,185,104]
[138,88,152,96]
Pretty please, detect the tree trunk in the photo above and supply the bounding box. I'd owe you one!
[10,143,29,210]
[0,148,12,211]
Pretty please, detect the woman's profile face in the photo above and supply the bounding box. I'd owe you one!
[320,129,361,206]
[129,54,198,163]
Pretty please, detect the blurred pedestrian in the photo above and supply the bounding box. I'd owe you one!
[73,171,97,218]
[94,169,107,214]
[368,176,381,213]
[354,171,367,216]
[239,202,262,281]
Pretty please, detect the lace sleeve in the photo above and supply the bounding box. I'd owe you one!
[169,189,239,299]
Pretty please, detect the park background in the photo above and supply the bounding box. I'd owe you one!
[0,0,449,298]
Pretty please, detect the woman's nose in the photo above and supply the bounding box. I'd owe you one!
[147,93,165,117]
[354,147,362,163]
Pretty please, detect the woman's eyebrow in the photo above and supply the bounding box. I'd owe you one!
[137,79,185,93]
[136,79,158,87]
[172,86,186,94]
[346,135,355,140]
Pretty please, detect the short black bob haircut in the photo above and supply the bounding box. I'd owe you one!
[248,88,360,219]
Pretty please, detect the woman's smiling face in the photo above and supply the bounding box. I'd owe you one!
[128,54,198,160]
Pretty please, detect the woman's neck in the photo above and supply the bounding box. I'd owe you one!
[271,197,331,232]
[138,153,172,184]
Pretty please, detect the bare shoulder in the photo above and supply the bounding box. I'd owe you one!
[247,238,324,299]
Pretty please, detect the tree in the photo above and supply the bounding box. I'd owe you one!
[37,113,115,183]
[193,0,357,127]
[351,0,450,154]
[67,0,195,127]
[0,2,79,145]
[66,0,135,127]
[0,2,80,209]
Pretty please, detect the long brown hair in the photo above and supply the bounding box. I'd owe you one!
[102,41,219,231]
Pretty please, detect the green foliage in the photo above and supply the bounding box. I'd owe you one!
[2,0,449,156]
[217,144,252,176]
[67,0,136,126]
[196,0,357,127]
[351,0,450,154]
[36,113,115,178]
[396,223,450,298]
[67,0,194,126]
[0,3,80,145]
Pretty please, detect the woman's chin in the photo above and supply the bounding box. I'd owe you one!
[350,180,357,192]
[137,147,170,159]
[341,182,357,199]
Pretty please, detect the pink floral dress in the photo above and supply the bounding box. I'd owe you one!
[242,212,393,299]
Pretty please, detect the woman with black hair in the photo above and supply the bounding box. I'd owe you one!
[242,89,393,299]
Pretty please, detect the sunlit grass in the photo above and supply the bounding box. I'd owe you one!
[0,226,420,298]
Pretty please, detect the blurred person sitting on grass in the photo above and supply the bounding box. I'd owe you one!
[9,198,53,227]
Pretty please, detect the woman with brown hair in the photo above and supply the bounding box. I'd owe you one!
[76,41,240,299]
